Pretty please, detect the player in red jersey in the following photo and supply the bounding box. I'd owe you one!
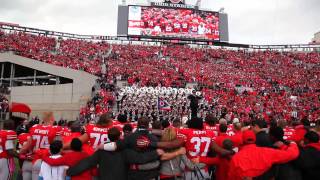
[155,117,233,179]
[278,120,296,140]
[0,121,18,180]
[203,114,218,136]
[181,21,189,33]
[66,113,117,152]
[20,112,62,180]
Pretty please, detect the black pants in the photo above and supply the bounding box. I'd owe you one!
[191,106,198,118]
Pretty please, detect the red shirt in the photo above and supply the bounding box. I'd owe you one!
[177,128,216,158]
[28,125,62,162]
[29,124,62,151]
[42,151,92,180]
[203,123,218,136]
[283,126,295,140]
[84,124,114,150]
[215,133,230,148]
[0,130,17,158]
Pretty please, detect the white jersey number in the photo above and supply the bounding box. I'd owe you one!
[189,137,211,157]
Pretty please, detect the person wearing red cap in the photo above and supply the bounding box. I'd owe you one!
[227,130,299,180]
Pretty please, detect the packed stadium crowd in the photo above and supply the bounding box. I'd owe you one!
[0,29,320,180]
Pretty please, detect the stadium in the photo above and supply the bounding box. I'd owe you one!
[0,0,319,180]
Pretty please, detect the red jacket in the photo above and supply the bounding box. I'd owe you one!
[43,151,91,180]
[200,156,231,180]
[228,142,299,180]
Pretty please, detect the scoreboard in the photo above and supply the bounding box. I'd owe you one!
[117,4,229,42]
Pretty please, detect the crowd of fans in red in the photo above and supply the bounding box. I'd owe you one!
[0,30,320,124]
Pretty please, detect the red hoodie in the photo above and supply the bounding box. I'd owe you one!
[227,142,299,180]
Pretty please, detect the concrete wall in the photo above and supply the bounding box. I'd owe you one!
[0,53,98,121]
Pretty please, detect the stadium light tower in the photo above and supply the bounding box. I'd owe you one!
[219,7,225,13]
[195,0,202,7]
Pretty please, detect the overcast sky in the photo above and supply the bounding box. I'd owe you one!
[0,0,319,44]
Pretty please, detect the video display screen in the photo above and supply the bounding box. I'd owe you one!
[128,6,220,41]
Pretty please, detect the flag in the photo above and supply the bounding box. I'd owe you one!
[158,97,171,111]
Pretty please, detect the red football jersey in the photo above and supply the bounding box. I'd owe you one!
[29,124,62,152]
[18,133,31,149]
[0,130,17,158]
[203,123,218,136]
[84,124,114,149]
[177,128,216,158]
[283,126,295,140]
[61,127,72,137]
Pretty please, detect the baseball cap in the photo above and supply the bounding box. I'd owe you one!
[242,130,256,144]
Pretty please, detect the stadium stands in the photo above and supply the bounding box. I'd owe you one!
[1,30,320,123]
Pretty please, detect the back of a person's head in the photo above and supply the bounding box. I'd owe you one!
[222,139,234,151]
[50,140,63,155]
[123,124,133,133]
[70,138,82,152]
[301,118,310,127]
[219,118,227,125]
[97,112,112,126]
[152,120,162,130]
[304,131,319,144]
[161,127,177,142]
[269,126,284,142]
[205,114,217,126]
[187,117,203,130]
[172,119,182,128]
[70,122,81,133]
[233,122,242,131]
[219,123,228,133]
[277,119,287,128]
[137,116,150,129]
[3,120,15,130]
[108,127,121,142]
[42,112,54,125]
[253,119,267,129]
[117,114,127,123]
[67,120,74,128]
[161,119,170,129]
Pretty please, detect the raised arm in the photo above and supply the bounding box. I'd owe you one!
[20,136,33,154]
[63,133,89,149]
[211,141,234,156]
[154,139,184,149]
[124,149,161,164]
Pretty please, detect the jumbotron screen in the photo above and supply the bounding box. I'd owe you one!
[128,6,220,41]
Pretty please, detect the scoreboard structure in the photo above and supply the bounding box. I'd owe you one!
[117,1,229,43]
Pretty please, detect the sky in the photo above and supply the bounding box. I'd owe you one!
[0,0,319,45]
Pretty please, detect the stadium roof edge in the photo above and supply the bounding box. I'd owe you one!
[0,52,98,84]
